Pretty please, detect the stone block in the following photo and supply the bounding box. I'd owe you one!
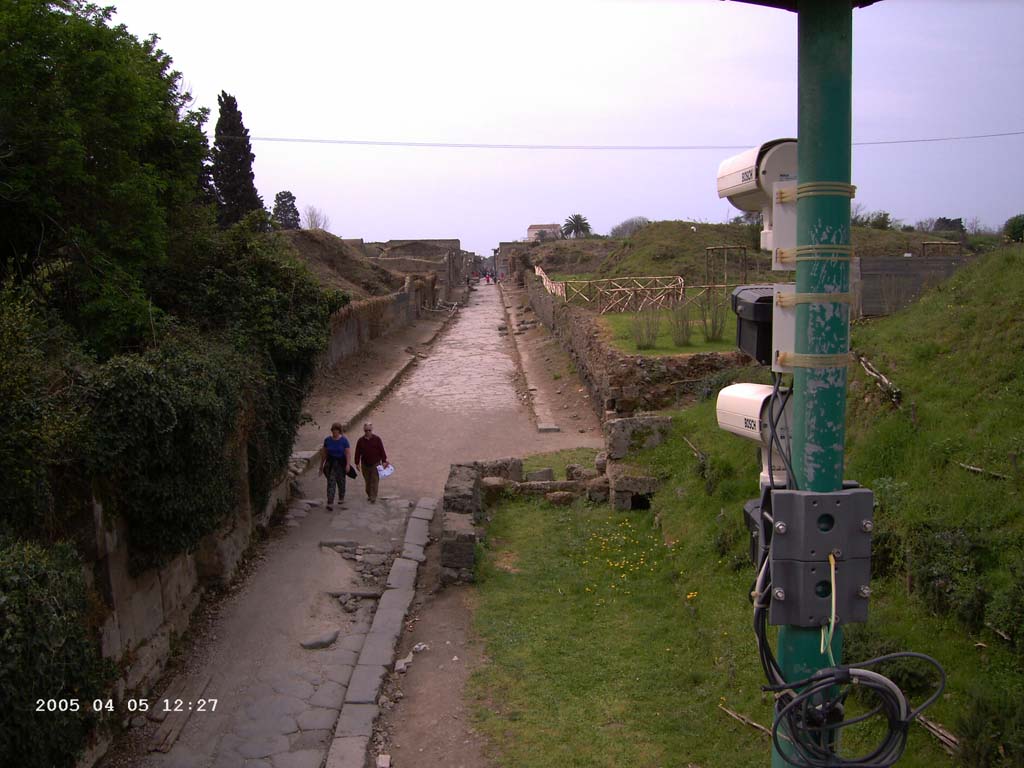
[565,464,584,480]
[515,480,585,495]
[404,517,430,548]
[612,490,633,511]
[480,476,512,508]
[442,464,481,519]
[159,554,198,619]
[335,703,379,737]
[358,633,397,667]
[385,558,418,590]
[130,568,165,644]
[472,458,523,482]
[441,513,478,571]
[607,462,662,495]
[537,423,560,433]
[325,735,369,768]
[344,665,386,705]
[595,452,608,474]
[604,415,673,460]
[370,609,405,641]
[525,468,554,482]
[401,543,425,562]
[587,476,610,504]
[378,588,414,616]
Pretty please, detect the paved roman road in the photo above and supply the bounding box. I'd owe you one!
[106,284,600,768]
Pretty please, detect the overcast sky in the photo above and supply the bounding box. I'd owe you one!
[109,0,1024,256]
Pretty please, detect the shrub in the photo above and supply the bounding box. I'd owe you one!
[87,332,253,561]
[609,216,650,238]
[0,291,90,540]
[1004,213,1024,243]
[668,300,693,346]
[631,307,660,350]
[0,540,113,768]
[986,549,1024,652]
[907,525,989,630]
[955,686,1024,767]
[697,289,727,342]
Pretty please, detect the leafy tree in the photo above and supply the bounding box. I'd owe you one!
[0,0,210,351]
[868,210,894,230]
[561,213,592,239]
[211,91,263,226]
[1004,214,1024,243]
[610,216,650,238]
[272,191,300,229]
[933,216,965,233]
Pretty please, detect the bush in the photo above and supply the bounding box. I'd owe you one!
[87,332,253,561]
[1004,214,1024,243]
[0,291,90,540]
[668,301,693,346]
[0,540,113,768]
[986,550,1024,652]
[610,216,650,238]
[697,289,727,342]
[907,525,989,630]
[631,307,661,350]
[955,686,1024,767]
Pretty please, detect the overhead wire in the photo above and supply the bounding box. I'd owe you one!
[246,129,1024,151]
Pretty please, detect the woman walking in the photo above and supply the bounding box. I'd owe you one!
[319,422,351,510]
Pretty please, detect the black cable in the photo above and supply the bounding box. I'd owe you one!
[762,652,946,768]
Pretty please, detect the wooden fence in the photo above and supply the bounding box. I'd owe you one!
[534,268,688,314]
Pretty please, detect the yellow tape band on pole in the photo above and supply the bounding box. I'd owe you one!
[796,182,857,200]
[776,292,853,307]
[777,352,851,369]
[777,245,854,265]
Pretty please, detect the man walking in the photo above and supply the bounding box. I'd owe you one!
[354,421,389,504]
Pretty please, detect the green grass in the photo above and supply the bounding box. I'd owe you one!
[522,448,600,479]
[600,309,738,355]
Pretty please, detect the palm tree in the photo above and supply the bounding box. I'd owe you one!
[561,213,592,239]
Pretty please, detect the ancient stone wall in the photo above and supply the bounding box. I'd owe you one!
[526,272,747,414]
[321,277,433,369]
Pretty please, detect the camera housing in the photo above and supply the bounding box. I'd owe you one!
[716,382,792,490]
[716,138,797,251]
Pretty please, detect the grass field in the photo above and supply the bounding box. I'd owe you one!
[599,308,738,355]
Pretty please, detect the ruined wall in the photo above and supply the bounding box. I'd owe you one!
[322,276,434,369]
[526,272,747,414]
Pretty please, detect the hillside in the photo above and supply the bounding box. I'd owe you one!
[276,229,407,298]
[533,220,958,282]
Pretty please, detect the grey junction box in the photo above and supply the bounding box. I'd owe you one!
[768,487,874,627]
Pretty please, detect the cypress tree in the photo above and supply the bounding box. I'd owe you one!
[272,191,301,230]
[211,91,263,226]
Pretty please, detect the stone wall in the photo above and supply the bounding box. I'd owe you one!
[321,276,434,370]
[525,272,747,415]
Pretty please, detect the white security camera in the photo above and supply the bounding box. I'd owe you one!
[716,383,792,490]
[717,139,797,252]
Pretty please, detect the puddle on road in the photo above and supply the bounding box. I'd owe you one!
[395,287,517,412]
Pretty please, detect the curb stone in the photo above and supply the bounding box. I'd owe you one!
[324,497,437,768]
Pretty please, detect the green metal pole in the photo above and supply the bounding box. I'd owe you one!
[773,2,852,765]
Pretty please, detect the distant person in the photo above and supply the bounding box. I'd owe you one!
[354,421,389,504]
[318,422,351,510]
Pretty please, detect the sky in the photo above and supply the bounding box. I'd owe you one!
[109,0,1024,257]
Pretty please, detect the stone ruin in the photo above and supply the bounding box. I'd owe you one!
[439,413,674,584]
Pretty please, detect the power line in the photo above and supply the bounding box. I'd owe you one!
[248,129,1024,151]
